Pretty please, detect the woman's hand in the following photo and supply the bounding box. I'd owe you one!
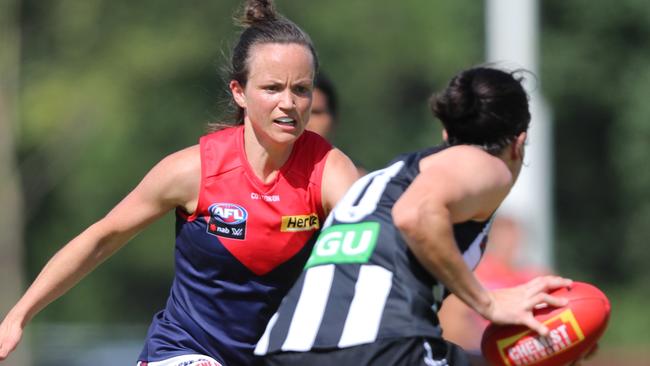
[0,313,24,361]
[483,275,573,336]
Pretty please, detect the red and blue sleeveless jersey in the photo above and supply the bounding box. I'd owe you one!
[138,126,332,365]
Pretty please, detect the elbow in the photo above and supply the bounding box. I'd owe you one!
[393,199,450,247]
[392,201,420,240]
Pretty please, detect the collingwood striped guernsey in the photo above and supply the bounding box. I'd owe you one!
[255,145,493,356]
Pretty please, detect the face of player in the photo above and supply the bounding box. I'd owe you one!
[306,88,334,139]
[230,43,315,147]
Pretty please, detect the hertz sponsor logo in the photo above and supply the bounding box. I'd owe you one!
[281,214,319,232]
[497,309,585,366]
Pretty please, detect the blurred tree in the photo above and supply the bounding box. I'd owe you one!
[289,0,483,169]
[613,63,650,286]
[0,1,31,365]
[541,0,650,286]
[18,0,238,323]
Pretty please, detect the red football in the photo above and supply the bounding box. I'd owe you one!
[480,281,611,366]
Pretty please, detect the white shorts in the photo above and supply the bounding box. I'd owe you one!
[136,354,223,366]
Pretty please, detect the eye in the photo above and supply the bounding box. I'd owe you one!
[263,84,282,93]
[293,85,312,96]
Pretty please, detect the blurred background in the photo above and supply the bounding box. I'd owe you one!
[1,0,649,365]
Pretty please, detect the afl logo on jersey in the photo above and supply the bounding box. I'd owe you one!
[207,203,247,240]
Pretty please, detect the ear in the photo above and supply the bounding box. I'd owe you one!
[511,132,527,161]
[442,129,449,142]
[230,80,246,108]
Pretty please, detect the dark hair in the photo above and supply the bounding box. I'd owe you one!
[314,71,338,120]
[429,67,531,155]
[208,0,319,132]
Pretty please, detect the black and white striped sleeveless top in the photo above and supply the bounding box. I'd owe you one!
[255,145,493,355]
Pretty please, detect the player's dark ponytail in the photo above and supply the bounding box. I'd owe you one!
[430,67,531,154]
[239,0,278,25]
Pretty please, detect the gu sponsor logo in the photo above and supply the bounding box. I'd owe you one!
[497,309,585,366]
[305,222,380,268]
[281,214,319,232]
[207,203,247,240]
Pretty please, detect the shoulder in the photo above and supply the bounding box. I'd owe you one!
[148,145,201,208]
[157,144,201,174]
[421,145,512,187]
[403,145,514,222]
[324,148,358,178]
[321,148,360,214]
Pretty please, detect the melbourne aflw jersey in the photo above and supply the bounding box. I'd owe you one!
[255,145,493,355]
[139,126,332,365]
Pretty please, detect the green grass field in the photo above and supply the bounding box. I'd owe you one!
[589,285,650,365]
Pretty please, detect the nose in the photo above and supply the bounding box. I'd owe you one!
[278,89,295,110]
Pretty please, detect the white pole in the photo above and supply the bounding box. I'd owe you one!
[486,0,554,269]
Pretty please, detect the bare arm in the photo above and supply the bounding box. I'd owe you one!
[320,148,360,215]
[0,145,200,360]
[393,146,570,336]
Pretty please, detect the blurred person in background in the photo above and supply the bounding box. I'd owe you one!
[0,0,359,365]
[306,72,339,139]
[307,71,367,176]
[254,66,572,366]
[438,214,551,354]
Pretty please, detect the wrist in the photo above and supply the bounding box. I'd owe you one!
[6,307,30,328]
[475,291,495,320]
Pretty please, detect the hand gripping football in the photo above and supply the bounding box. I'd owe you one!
[480,281,611,366]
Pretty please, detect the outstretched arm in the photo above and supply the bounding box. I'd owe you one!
[0,145,200,361]
[392,146,570,336]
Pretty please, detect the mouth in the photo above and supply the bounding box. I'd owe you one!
[274,117,297,127]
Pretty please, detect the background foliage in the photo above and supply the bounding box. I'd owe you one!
[8,0,650,355]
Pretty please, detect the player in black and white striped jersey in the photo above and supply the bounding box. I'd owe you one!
[255,66,573,366]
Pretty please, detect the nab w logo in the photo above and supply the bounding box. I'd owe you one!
[207,203,247,240]
[305,222,380,268]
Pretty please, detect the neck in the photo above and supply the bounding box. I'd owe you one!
[243,125,294,183]
[497,149,523,185]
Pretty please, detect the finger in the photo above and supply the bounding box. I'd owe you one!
[522,314,549,337]
[0,336,17,360]
[527,276,572,296]
[532,293,569,309]
[544,276,573,290]
[523,276,552,296]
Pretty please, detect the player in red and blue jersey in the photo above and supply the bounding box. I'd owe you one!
[0,1,359,365]
[136,126,346,366]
